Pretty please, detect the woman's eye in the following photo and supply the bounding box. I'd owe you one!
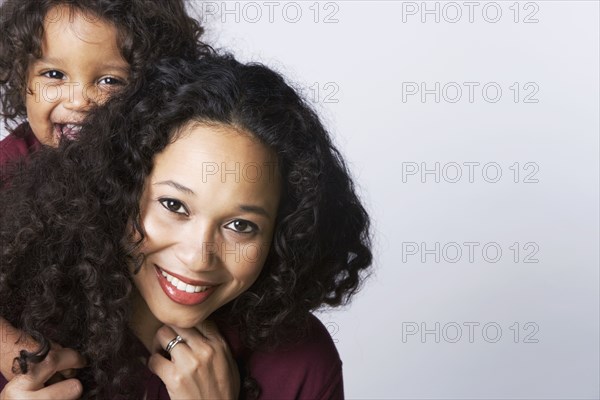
[42,70,64,80]
[159,198,188,216]
[98,76,125,86]
[225,220,258,234]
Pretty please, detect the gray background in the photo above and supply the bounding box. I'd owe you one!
[2,1,599,398]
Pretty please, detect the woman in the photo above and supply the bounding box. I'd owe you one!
[0,54,372,399]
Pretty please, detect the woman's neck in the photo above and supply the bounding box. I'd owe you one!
[129,289,163,352]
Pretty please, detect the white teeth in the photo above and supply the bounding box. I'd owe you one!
[160,269,209,293]
[161,271,174,283]
[55,123,82,138]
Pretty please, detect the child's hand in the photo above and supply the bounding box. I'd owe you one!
[0,317,33,380]
[0,317,82,382]
[148,320,240,399]
[0,347,85,400]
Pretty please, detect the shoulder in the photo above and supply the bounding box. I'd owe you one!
[248,314,344,399]
[0,123,41,168]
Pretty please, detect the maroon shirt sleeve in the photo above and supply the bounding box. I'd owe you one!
[248,315,344,400]
[0,123,42,176]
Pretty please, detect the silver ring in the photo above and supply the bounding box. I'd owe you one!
[165,335,185,353]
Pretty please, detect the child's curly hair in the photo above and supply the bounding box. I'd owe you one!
[0,0,209,130]
[0,53,372,398]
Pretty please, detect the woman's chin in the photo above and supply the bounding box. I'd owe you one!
[157,313,207,329]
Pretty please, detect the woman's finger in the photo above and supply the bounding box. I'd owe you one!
[195,321,235,370]
[152,325,177,354]
[153,323,235,372]
[147,352,175,382]
[153,325,192,360]
[174,321,226,351]
[171,324,237,382]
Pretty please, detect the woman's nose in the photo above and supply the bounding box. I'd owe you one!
[175,224,219,272]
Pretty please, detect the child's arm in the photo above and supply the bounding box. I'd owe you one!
[0,345,84,400]
[0,317,34,380]
[0,317,82,381]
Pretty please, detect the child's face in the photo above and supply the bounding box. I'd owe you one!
[25,5,129,146]
[131,123,281,329]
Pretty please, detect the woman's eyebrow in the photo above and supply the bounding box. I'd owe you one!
[153,180,195,195]
[238,205,271,219]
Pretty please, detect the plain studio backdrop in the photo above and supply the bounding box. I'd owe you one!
[2,1,599,399]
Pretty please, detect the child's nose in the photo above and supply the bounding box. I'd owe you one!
[63,83,92,112]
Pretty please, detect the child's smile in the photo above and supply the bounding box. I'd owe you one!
[25,4,129,146]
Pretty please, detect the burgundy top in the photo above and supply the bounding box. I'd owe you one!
[0,315,343,399]
[0,123,42,176]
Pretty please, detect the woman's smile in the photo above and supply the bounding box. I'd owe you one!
[155,265,217,306]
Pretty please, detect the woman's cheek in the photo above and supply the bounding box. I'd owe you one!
[240,241,270,277]
[140,208,173,249]
[241,242,262,265]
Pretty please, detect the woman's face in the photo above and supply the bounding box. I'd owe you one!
[131,123,281,329]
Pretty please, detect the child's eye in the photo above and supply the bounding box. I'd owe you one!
[159,198,189,216]
[98,76,125,86]
[224,220,258,234]
[42,70,64,80]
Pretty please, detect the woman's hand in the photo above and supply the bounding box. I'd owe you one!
[0,347,85,400]
[148,320,240,400]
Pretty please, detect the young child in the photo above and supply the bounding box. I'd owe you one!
[0,0,208,387]
[0,0,208,167]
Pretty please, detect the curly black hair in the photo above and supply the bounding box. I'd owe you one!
[0,54,372,398]
[0,0,209,131]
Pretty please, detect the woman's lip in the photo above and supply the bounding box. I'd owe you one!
[155,265,215,286]
[154,266,217,306]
